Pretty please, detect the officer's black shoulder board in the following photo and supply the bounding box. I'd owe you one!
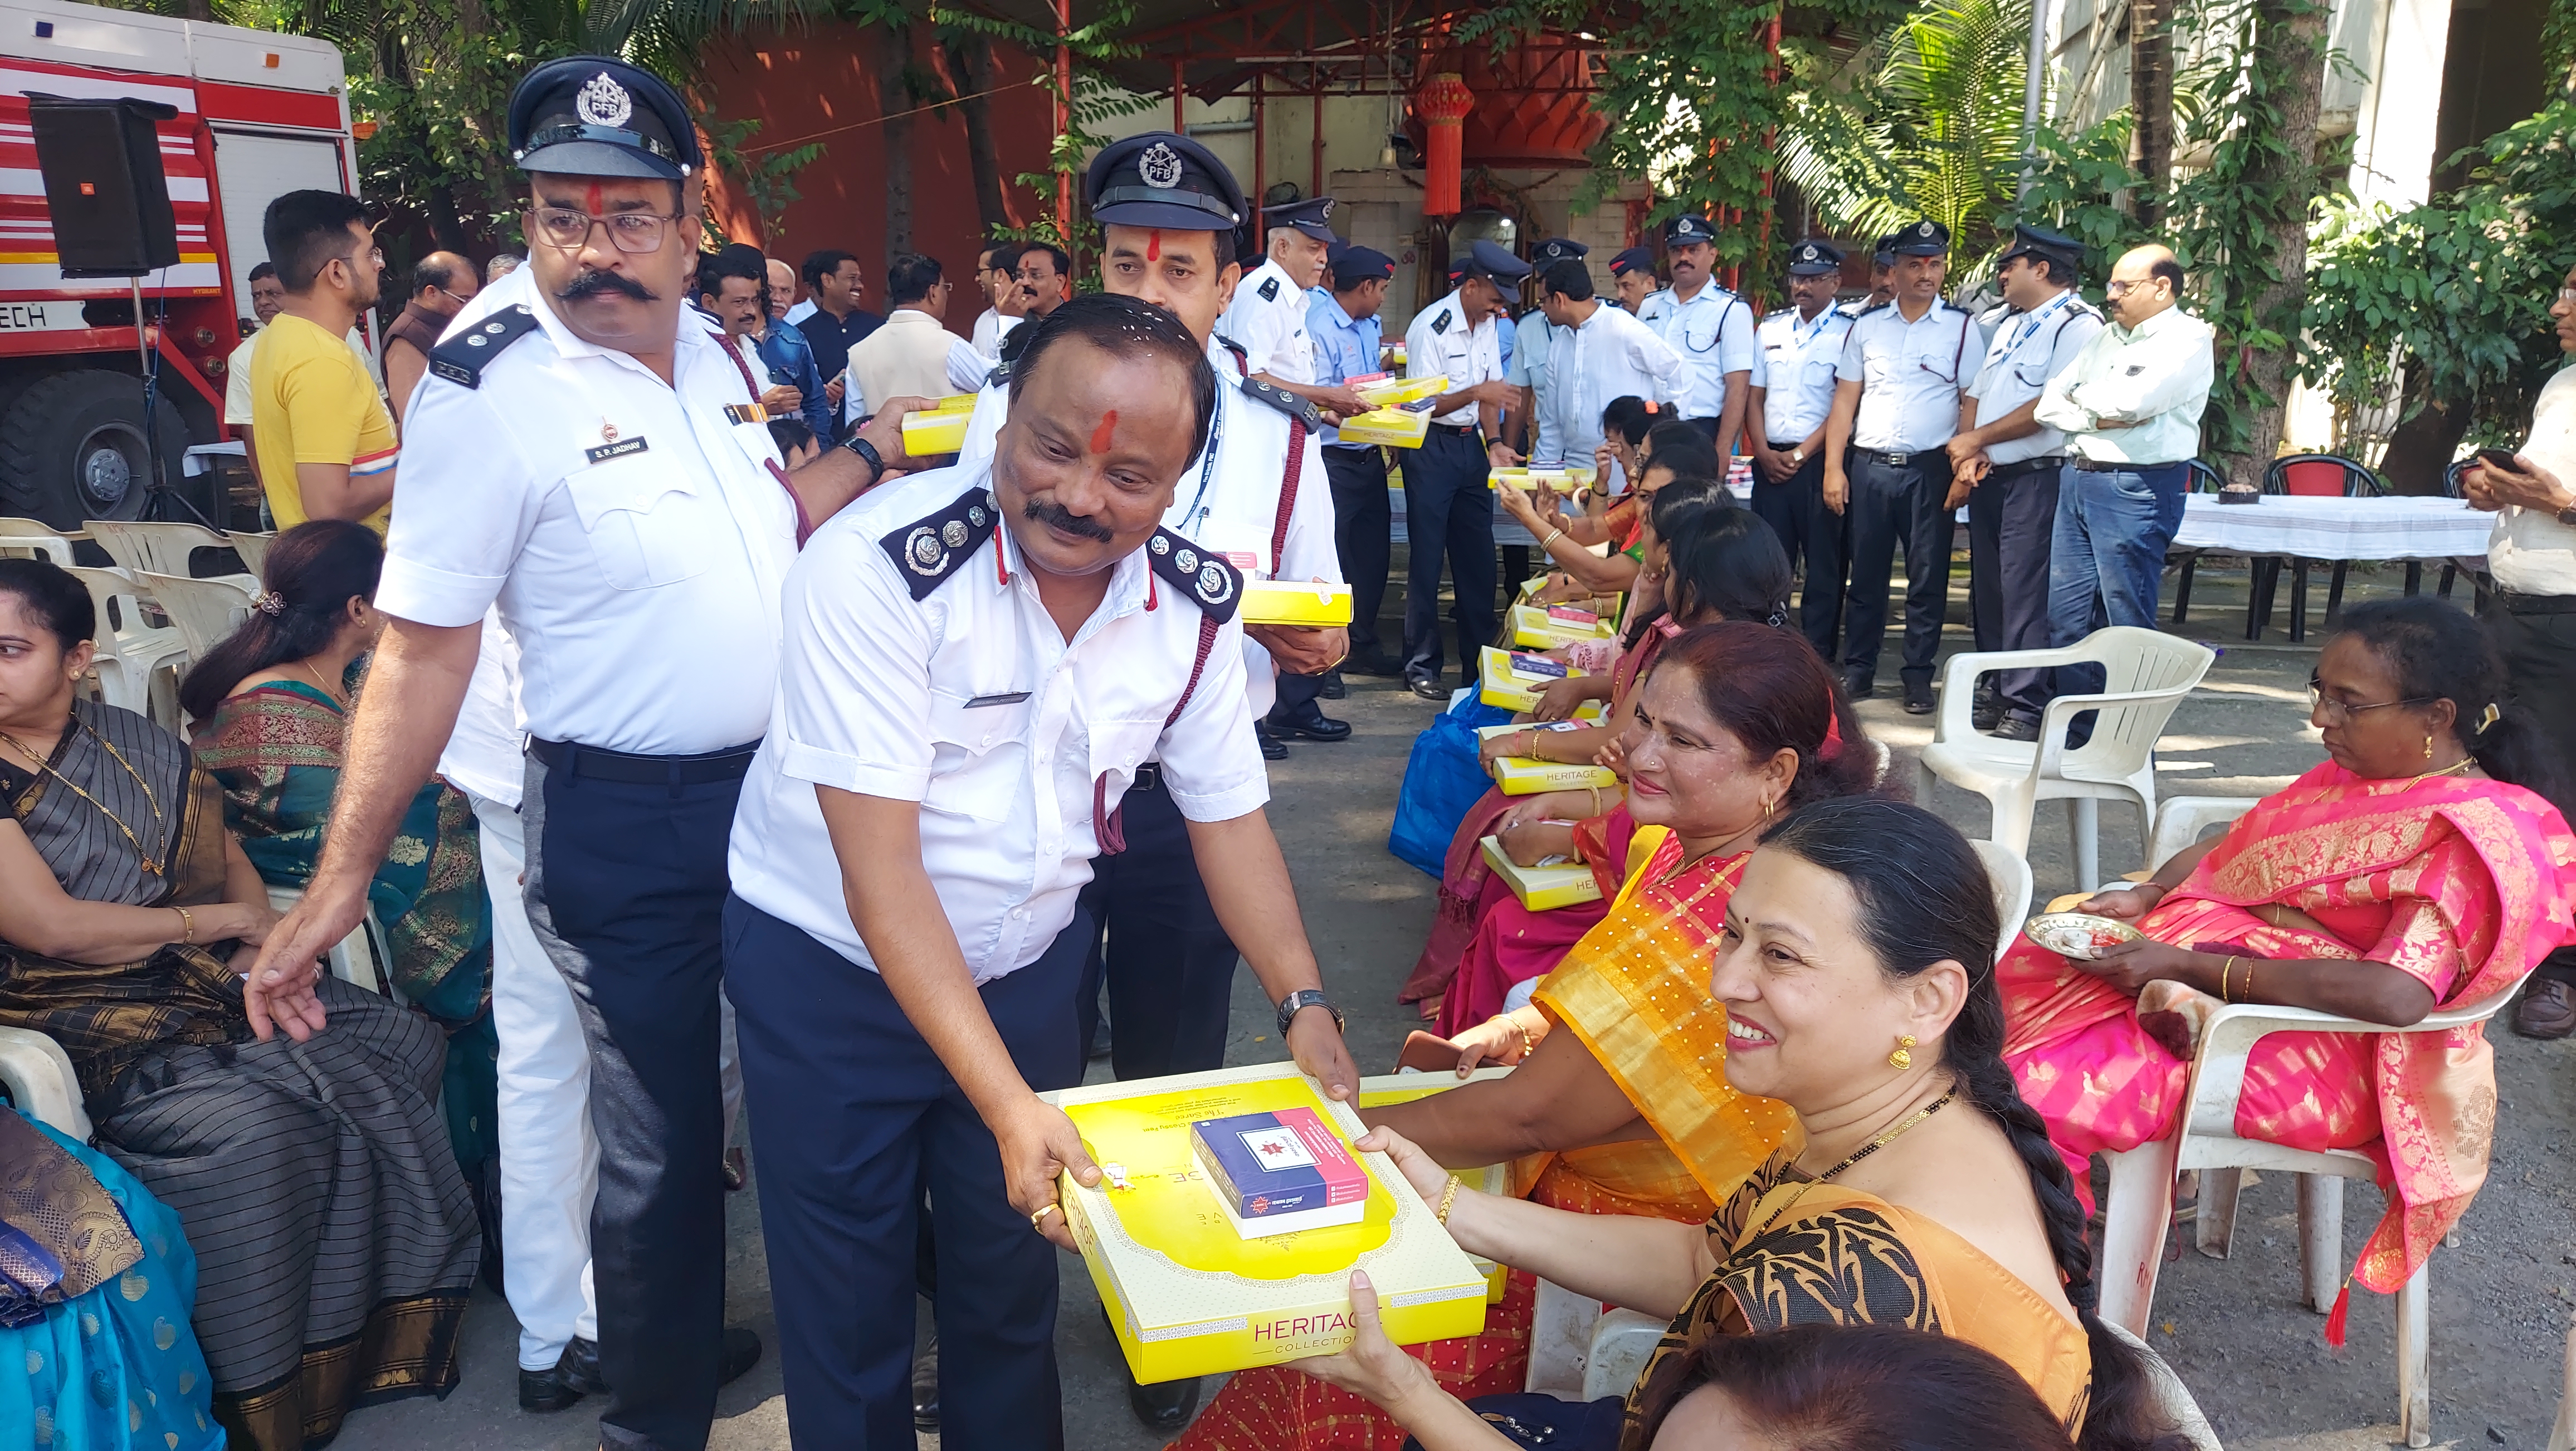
[1765,306,1793,320]
[1257,275,1280,301]
[1239,373,1323,429]
[879,488,1001,601]
[1145,528,1241,624]
[1430,308,1451,335]
[1215,334,1251,373]
[428,305,541,389]
[985,359,1011,389]
[1847,300,1890,320]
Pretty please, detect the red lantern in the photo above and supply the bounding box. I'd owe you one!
[1414,71,1475,217]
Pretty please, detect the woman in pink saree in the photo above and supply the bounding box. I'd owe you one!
[2001,598,2576,1313]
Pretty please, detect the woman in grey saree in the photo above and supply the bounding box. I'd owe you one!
[0,559,478,1450]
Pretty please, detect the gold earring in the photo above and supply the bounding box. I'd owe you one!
[1762,796,1775,820]
[1889,1034,1915,1070]
[2423,734,2435,760]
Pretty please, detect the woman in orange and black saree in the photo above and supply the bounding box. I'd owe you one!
[0,559,480,1449]
[2001,597,2576,1324]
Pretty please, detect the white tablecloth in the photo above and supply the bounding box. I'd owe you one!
[2171,494,2494,561]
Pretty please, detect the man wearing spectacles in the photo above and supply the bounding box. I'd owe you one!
[383,251,481,430]
[248,56,932,1451]
[2462,262,2576,1038]
[249,189,399,531]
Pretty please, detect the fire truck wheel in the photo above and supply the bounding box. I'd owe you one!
[0,371,201,529]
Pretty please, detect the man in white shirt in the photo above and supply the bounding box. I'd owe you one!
[1822,218,1985,712]
[723,293,1357,1446]
[1219,195,1365,420]
[1637,213,1758,459]
[970,241,1026,358]
[1948,225,2105,740]
[1746,240,1856,657]
[223,261,286,486]
[2033,243,2213,665]
[2462,261,2576,1038]
[843,252,983,421]
[1504,237,1584,464]
[1400,240,1527,698]
[1532,257,1685,472]
[247,59,928,1450]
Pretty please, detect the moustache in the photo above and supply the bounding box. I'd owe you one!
[558,269,657,303]
[1023,496,1115,542]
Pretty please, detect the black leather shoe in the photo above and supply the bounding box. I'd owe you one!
[1319,669,1346,700]
[1971,684,2004,732]
[519,1335,606,1411]
[1129,1374,1202,1431]
[1841,670,1874,700]
[1903,680,1936,715]
[719,1325,763,1386]
[911,1331,939,1430]
[1269,708,1353,742]
[1344,651,1406,678]
[2513,978,2576,1039]
[1255,723,1290,760]
[1407,674,1450,702]
[1992,714,2041,743]
[721,1146,748,1192]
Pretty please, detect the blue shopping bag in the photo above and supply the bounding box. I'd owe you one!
[1387,694,1513,877]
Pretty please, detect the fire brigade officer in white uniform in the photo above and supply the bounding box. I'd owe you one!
[1746,239,1856,658]
[723,294,1359,1448]
[1400,239,1526,699]
[1221,194,1366,418]
[246,57,929,1451]
[1637,212,1758,458]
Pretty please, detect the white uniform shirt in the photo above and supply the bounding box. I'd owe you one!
[725,465,1269,979]
[1749,304,1855,445]
[1219,258,1317,385]
[2489,366,2576,595]
[1836,299,1983,454]
[954,337,1340,718]
[1637,280,1757,421]
[2033,305,2216,467]
[436,608,526,808]
[1405,288,1504,428]
[1965,290,2105,467]
[970,307,1020,361]
[1541,302,1686,470]
[378,266,797,756]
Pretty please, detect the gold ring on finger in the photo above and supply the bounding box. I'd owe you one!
[1031,1204,1060,1229]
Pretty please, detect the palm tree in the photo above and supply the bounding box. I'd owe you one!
[1778,0,2035,262]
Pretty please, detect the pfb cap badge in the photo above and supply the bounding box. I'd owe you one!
[577,71,633,129]
[1138,142,1185,189]
[1917,221,1935,237]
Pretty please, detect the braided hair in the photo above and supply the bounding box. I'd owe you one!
[1758,798,2190,1451]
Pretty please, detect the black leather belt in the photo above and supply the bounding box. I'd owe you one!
[1854,448,1942,469]
[2499,591,2576,616]
[1428,421,1477,437]
[1129,763,1165,795]
[2072,457,2185,473]
[1986,455,2067,480]
[528,736,761,786]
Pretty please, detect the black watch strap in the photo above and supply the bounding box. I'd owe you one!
[1276,989,1345,1039]
[844,432,885,486]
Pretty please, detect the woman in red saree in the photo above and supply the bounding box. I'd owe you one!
[2001,598,2576,1314]
[1401,496,1784,1024]
[1172,621,1883,1451]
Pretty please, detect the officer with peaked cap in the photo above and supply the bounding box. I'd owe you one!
[1608,244,1659,313]
[1310,243,1404,679]
[1221,194,1358,416]
[1399,239,1528,698]
[247,55,931,1451]
[1748,238,1857,657]
[1947,222,2103,739]
[1505,237,1586,463]
[1820,217,1988,715]
[1843,233,1900,317]
[1636,213,1759,457]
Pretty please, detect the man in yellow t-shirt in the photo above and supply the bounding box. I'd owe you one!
[252,189,399,532]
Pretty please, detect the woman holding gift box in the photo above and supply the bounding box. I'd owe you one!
[1287,799,2196,1451]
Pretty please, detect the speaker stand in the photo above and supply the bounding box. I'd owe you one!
[126,274,211,530]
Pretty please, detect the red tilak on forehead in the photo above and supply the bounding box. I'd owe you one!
[584,181,603,215]
[1089,411,1119,454]
[1146,230,1162,262]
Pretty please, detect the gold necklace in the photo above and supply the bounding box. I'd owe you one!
[0,717,168,876]
[2397,757,2475,789]
[300,659,345,706]
[1810,1087,1958,1182]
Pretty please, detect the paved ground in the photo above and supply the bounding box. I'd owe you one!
[326,554,2574,1451]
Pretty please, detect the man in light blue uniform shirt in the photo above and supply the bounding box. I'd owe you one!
[1307,243,1404,679]
[1746,239,1856,658]
[1505,237,1586,464]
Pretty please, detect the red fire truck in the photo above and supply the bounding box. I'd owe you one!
[0,0,359,528]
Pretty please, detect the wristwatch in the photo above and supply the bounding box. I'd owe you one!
[843,433,886,489]
[2557,503,2576,528]
[1275,989,1345,1039]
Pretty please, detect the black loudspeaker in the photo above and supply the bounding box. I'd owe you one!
[28,95,180,278]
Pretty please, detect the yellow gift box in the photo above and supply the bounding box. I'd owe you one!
[1354,373,1449,407]
[1477,835,1604,910]
[1357,1071,1512,1302]
[898,394,980,457]
[1478,644,1588,714]
[1475,726,1619,796]
[1509,602,1616,651]
[1338,406,1433,449]
[1241,580,1354,627]
[1045,1064,1489,1384]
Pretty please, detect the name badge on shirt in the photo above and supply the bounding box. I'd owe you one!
[724,403,771,425]
[584,437,649,465]
[965,692,1032,708]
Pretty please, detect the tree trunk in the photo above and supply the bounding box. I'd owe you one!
[2130,0,2171,224]
[2378,361,2475,494]
[944,36,1011,236]
[2231,0,2330,486]
[881,17,914,264]
[422,178,474,254]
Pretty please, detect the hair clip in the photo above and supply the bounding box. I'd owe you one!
[252,591,286,617]
[2477,702,2501,733]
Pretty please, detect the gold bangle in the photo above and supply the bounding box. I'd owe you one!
[1435,1176,1463,1225]
[174,906,194,945]
[1512,1017,1533,1058]
[2220,956,2237,1002]
[1541,527,1565,551]
[2241,958,2256,1003]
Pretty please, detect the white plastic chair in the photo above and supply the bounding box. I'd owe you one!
[0,517,77,564]
[228,531,276,579]
[265,883,394,999]
[2148,795,2258,870]
[135,571,256,668]
[1971,839,2033,964]
[1525,1278,1667,1401]
[65,566,190,731]
[2096,975,2530,1447]
[86,520,238,579]
[1916,627,2216,890]
[0,1027,91,1137]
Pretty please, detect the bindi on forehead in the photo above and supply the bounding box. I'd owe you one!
[1146,230,1161,262]
[584,181,603,215]
[1089,411,1119,454]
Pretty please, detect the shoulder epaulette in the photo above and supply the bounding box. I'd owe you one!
[428,305,540,389]
[1845,300,1890,320]
[880,488,1001,602]
[1145,528,1241,624]
[986,321,1038,388]
[1765,305,1792,319]
[1239,373,1323,429]
[1257,275,1281,302]
[1429,308,1452,336]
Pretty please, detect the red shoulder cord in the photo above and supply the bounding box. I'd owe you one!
[1095,612,1224,857]
[711,326,818,547]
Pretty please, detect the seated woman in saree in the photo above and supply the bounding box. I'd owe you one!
[1286,799,2191,1451]
[0,1104,221,1450]
[1399,483,1741,1018]
[178,519,498,1197]
[1512,422,1720,606]
[0,558,480,1451]
[1171,624,1881,1451]
[1433,509,1799,1041]
[2000,596,2576,1323]
[1628,1322,2085,1451]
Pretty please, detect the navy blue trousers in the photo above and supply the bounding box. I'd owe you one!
[1401,426,1497,684]
[1841,450,1957,686]
[1967,459,2065,726]
[1751,447,1845,660]
[724,898,1089,1449]
[1077,772,1240,1082]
